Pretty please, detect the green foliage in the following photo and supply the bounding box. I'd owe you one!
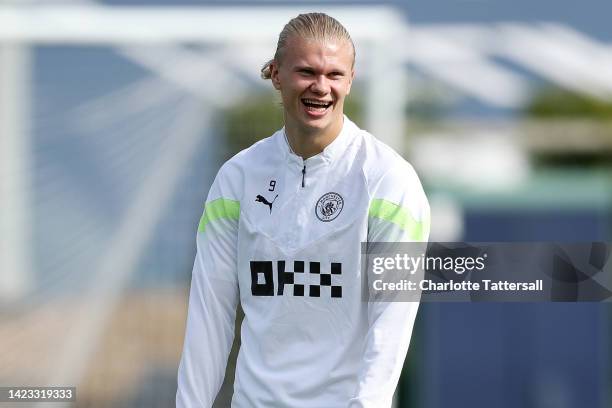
[525,87,612,119]
[342,90,364,126]
[220,90,363,160]
[524,86,612,169]
[220,92,284,160]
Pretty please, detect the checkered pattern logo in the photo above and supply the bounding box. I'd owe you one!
[250,261,342,298]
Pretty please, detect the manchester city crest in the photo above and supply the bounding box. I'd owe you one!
[315,192,344,222]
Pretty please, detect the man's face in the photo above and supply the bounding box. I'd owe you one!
[270,36,354,136]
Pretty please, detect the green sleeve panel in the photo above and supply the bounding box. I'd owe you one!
[198,198,240,233]
[368,198,429,241]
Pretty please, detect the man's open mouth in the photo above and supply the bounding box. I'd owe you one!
[301,98,333,112]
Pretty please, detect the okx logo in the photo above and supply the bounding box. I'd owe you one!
[250,261,342,298]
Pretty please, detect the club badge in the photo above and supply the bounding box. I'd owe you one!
[315,192,344,222]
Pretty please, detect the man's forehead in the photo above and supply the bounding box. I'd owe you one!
[283,36,354,67]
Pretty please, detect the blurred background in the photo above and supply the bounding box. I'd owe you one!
[0,1,611,407]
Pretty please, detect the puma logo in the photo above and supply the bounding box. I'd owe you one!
[255,194,278,213]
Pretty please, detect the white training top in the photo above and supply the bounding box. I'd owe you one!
[176,116,430,408]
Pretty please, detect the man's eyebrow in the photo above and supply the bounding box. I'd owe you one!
[294,65,347,74]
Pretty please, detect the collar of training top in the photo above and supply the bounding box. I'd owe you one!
[279,115,356,165]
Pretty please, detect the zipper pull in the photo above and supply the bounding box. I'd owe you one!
[301,164,306,188]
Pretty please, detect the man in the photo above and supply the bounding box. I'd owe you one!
[176,12,430,408]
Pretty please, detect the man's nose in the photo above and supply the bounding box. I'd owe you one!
[310,76,330,94]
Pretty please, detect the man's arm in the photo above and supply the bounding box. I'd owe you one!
[349,161,430,408]
[176,169,241,408]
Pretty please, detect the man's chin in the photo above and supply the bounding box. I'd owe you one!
[300,111,341,129]
[287,110,341,136]
[295,114,326,128]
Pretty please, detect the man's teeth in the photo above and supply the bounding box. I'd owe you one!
[303,99,332,108]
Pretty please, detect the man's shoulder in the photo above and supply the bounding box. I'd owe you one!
[356,129,429,224]
[357,128,416,185]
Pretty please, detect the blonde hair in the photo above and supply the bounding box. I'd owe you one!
[261,12,355,80]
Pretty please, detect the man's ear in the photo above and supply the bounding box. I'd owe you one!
[270,61,281,90]
[346,69,355,95]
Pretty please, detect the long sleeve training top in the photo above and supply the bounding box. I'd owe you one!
[176,116,430,408]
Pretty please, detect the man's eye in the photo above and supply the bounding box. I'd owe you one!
[299,70,314,76]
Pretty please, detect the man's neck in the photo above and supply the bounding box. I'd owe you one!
[285,117,344,159]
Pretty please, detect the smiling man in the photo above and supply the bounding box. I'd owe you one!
[176,13,430,408]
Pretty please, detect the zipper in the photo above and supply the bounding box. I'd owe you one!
[301,163,306,188]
